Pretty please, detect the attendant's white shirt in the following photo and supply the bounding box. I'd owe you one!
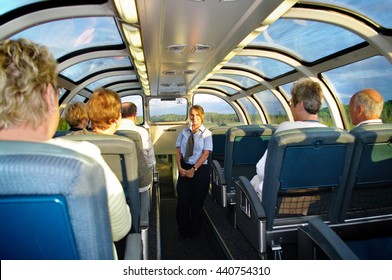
[250,121,327,201]
[48,138,132,243]
[118,118,156,168]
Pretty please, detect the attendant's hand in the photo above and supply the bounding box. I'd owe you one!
[185,167,195,178]
[179,167,187,177]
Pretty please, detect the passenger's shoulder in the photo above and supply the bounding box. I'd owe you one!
[48,138,101,157]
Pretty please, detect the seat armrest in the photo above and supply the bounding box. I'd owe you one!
[237,176,265,219]
[124,233,143,260]
[140,186,150,228]
[212,159,226,186]
[297,218,358,260]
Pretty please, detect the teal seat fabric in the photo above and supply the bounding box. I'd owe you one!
[209,126,231,165]
[211,124,276,207]
[235,127,355,258]
[0,141,113,259]
[341,124,392,221]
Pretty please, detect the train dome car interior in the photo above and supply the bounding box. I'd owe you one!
[1,0,392,260]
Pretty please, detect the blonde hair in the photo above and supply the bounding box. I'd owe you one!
[88,88,121,130]
[65,102,88,128]
[0,38,58,130]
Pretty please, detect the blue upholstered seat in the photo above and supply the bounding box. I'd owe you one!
[235,127,355,259]
[0,141,114,259]
[211,124,276,207]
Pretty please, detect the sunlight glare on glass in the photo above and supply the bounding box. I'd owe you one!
[305,0,392,29]
[61,57,132,82]
[251,19,364,62]
[11,17,123,58]
[228,56,294,78]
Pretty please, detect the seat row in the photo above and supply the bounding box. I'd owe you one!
[231,123,392,259]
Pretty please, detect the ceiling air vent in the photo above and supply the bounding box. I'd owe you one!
[192,44,212,53]
[166,44,187,54]
[162,70,177,75]
[183,70,195,75]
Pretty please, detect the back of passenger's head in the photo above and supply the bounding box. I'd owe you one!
[291,78,324,114]
[351,88,384,119]
[65,102,88,129]
[121,102,137,118]
[87,88,121,130]
[190,104,205,123]
[0,38,58,130]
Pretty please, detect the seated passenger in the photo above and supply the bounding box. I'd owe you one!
[118,102,156,169]
[0,38,131,258]
[349,88,384,127]
[70,89,152,189]
[68,88,122,136]
[250,78,327,201]
[64,101,89,131]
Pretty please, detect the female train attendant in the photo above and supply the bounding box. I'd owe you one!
[175,105,213,240]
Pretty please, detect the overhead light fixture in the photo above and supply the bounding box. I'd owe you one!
[122,24,142,48]
[114,0,138,24]
[115,0,150,95]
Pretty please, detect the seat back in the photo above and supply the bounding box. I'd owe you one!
[341,124,392,221]
[225,125,276,194]
[209,126,231,165]
[116,130,152,188]
[61,134,140,232]
[262,127,355,230]
[0,141,113,260]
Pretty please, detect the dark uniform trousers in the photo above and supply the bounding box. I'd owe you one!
[176,160,210,237]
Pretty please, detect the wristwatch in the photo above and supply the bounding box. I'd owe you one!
[193,166,197,171]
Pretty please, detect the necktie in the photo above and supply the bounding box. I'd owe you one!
[184,130,196,162]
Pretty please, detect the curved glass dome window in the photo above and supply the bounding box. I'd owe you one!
[0,0,44,15]
[212,74,258,89]
[12,17,123,59]
[322,55,392,125]
[228,56,294,79]
[61,57,132,82]
[238,97,263,125]
[203,83,239,95]
[87,74,137,91]
[193,93,241,127]
[305,0,392,29]
[251,19,364,62]
[254,90,289,124]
